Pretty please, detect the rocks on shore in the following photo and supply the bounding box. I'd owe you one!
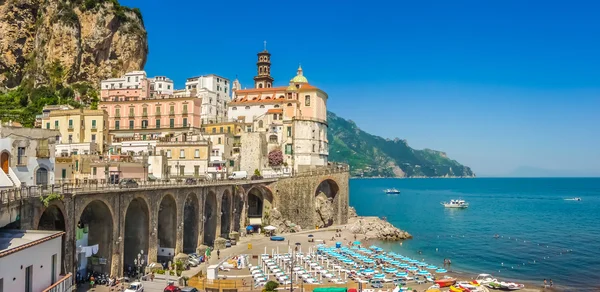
[268,208,303,233]
[349,216,412,241]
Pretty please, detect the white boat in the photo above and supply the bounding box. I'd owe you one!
[564,197,582,201]
[441,199,469,208]
[384,188,400,194]
[475,273,497,285]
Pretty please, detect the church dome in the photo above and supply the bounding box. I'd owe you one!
[290,65,308,83]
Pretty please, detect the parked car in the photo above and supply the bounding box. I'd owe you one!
[164,284,181,292]
[230,238,237,246]
[225,240,232,248]
[180,288,199,292]
[119,179,139,188]
[124,282,144,292]
[185,178,198,185]
[188,255,199,267]
[228,171,248,180]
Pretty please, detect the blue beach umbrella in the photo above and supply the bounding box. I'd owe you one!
[246,226,253,231]
[427,265,438,270]
[435,268,447,273]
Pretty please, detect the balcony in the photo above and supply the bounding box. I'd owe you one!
[68,125,74,131]
[155,112,161,117]
[36,148,51,158]
[115,114,121,118]
[142,112,148,118]
[91,125,97,131]
[182,110,188,115]
[233,142,242,148]
[129,113,135,118]
[169,111,175,116]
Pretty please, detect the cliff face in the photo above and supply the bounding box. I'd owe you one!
[0,0,148,88]
[328,111,476,178]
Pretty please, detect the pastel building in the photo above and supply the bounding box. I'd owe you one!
[100,71,174,101]
[227,49,329,173]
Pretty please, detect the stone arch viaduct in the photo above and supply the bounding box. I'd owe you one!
[11,171,349,277]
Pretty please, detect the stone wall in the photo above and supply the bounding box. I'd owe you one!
[239,132,267,174]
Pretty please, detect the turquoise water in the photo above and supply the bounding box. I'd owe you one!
[349,178,600,290]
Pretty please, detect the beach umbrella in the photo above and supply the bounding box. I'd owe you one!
[246,225,253,231]
[427,265,438,270]
[353,241,361,245]
[264,225,277,231]
[435,268,447,273]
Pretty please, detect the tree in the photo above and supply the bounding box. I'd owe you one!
[268,149,283,167]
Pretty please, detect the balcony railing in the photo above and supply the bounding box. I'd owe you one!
[142,112,148,117]
[169,111,175,116]
[129,113,135,118]
[42,273,73,292]
[182,110,188,115]
[109,124,196,131]
[36,148,51,158]
[155,112,161,117]
[233,142,242,147]
[115,114,121,118]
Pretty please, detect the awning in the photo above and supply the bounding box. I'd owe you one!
[112,133,135,138]
[148,174,158,181]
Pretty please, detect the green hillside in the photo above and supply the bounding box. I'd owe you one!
[327,111,475,178]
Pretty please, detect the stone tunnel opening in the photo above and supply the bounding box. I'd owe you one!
[203,192,217,246]
[124,198,149,272]
[247,186,274,228]
[158,195,177,262]
[220,191,232,238]
[78,200,113,275]
[183,194,199,254]
[37,204,66,274]
[314,179,340,228]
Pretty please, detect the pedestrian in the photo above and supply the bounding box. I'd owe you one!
[150,272,154,282]
[217,249,221,260]
[550,279,553,287]
[543,279,547,288]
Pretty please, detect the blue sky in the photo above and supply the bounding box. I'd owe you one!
[121,0,600,176]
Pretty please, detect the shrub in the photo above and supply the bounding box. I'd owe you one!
[264,281,279,292]
[268,149,283,167]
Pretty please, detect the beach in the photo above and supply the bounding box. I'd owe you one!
[189,215,549,292]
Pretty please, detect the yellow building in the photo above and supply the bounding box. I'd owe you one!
[41,108,109,155]
[155,135,211,178]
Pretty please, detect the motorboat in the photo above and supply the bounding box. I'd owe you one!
[434,278,456,287]
[475,274,497,285]
[441,199,469,208]
[384,188,400,194]
[486,280,525,290]
[564,197,582,201]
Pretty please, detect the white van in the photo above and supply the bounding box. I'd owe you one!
[228,171,248,180]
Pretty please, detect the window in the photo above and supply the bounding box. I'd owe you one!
[115,120,120,130]
[67,134,73,142]
[227,126,231,133]
[142,120,148,129]
[258,120,263,128]
[194,165,200,176]
[313,144,316,152]
[135,76,138,82]
[269,135,277,143]
[129,120,134,129]
[68,119,73,129]
[61,169,67,179]
[75,160,79,171]
[92,167,97,175]
[156,119,160,128]
[25,265,33,292]
[195,149,200,158]
[51,253,57,284]
[219,127,223,133]
[260,105,265,108]
[183,118,188,127]
[245,106,250,109]
[179,165,185,176]
[55,120,59,128]
[167,85,171,89]
[156,106,161,115]
[180,149,185,158]
[305,95,311,106]
[183,104,188,113]
[92,120,97,129]
[91,134,96,142]
[142,107,148,116]
[170,105,175,114]
[218,137,222,144]
[287,126,292,137]
[115,108,121,117]
[285,144,293,155]
[212,128,216,134]
[232,107,237,110]
[46,122,50,129]
[129,107,134,117]
[169,118,175,128]
[274,105,280,108]
[128,77,131,82]
[167,150,172,158]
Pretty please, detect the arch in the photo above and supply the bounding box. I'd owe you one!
[36,167,49,185]
[203,191,218,245]
[233,191,244,232]
[37,203,66,273]
[183,193,199,253]
[267,84,271,88]
[314,179,340,228]
[246,185,274,227]
[269,135,278,143]
[258,84,263,88]
[124,197,150,272]
[158,194,177,261]
[78,200,114,275]
[220,190,232,238]
[1,151,9,174]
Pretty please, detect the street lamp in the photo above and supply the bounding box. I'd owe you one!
[133,250,145,280]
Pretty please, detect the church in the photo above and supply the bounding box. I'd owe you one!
[227,47,329,174]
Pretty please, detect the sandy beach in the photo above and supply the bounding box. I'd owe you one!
[187,216,550,292]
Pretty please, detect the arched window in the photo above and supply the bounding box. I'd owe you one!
[232,107,237,110]
[260,105,265,108]
[258,120,263,128]
[36,167,48,185]
[259,84,263,88]
[267,84,271,88]
[269,135,278,143]
[305,95,311,106]
[245,106,250,109]
[274,105,280,108]
[287,103,292,106]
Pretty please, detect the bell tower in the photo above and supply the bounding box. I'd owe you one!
[254,41,274,89]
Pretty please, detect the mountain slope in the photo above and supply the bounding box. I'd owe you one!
[327,111,475,177]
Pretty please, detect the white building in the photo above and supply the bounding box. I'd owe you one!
[185,74,231,123]
[148,76,174,96]
[0,230,68,292]
[0,125,59,188]
[100,71,147,90]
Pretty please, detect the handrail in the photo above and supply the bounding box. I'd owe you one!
[42,273,73,292]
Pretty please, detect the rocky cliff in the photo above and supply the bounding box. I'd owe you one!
[328,111,476,178]
[0,0,147,89]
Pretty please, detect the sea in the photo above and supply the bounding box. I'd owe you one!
[349,178,600,291]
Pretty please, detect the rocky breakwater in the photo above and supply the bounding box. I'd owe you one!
[348,207,412,241]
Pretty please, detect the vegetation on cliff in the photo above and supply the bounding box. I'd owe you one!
[327,111,475,178]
